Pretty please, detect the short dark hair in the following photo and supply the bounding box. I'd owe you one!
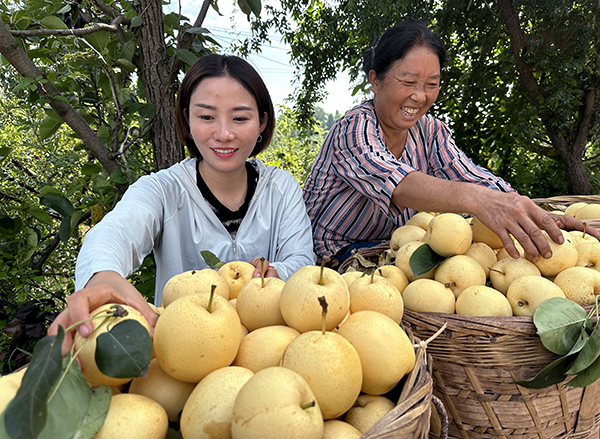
[175,53,276,159]
[362,20,447,82]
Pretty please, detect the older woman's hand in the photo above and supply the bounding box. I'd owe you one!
[249,257,280,279]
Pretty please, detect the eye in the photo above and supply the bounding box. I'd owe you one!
[234,116,249,122]
[402,81,415,86]
[199,115,213,121]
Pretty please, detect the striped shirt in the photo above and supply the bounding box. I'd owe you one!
[302,100,514,259]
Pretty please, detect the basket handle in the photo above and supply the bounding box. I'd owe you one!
[575,378,600,433]
[432,395,449,439]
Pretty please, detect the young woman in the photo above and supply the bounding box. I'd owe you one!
[49,54,315,350]
[303,19,598,267]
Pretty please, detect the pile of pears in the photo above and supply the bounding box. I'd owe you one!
[384,205,600,319]
[6,260,419,439]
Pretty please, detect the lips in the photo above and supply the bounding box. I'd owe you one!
[401,107,419,116]
[211,147,238,158]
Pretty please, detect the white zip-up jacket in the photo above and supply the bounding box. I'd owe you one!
[75,157,316,306]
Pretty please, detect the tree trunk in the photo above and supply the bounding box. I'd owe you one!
[133,0,184,171]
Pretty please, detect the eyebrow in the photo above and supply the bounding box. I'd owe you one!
[194,103,255,111]
[398,72,441,80]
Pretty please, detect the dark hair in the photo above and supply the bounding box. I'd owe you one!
[175,53,275,159]
[362,20,447,82]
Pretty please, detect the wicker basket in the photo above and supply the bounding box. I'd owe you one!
[359,325,448,439]
[401,311,600,439]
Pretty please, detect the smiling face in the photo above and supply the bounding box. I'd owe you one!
[369,45,441,145]
[187,75,267,178]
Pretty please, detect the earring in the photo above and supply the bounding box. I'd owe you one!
[257,135,262,143]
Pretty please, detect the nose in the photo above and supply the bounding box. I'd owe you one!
[410,84,426,103]
[213,121,234,141]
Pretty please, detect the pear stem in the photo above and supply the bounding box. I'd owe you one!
[319,257,329,285]
[207,284,216,313]
[371,270,377,283]
[260,257,266,288]
[318,296,328,334]
[301,400,316,410]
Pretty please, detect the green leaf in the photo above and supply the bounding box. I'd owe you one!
[59,215,72,242]
[40,186,74,217]
[0,146,11,162]
[138,103,157,119]
[4,327,65,439]
[241,0,262,16]
[566,352,600,387]
[28,205,54,225]
[409,243,446,278]
[23,227,38,261]
[566,319,600,375]
[185,26,210,35]
[167,428,184,438]
[175,49,199,67]
[95,320,152,379]
[37,361,111,439]
[130,16,143,28]
[201,250,225,269]
[38,115,64,140]
[83,31,109,53]
[109,169,129,185]
[533,297,588,355]
[116,58,137,72]
[516,354,575,389]
[40,16,68,30]
[71,210,84,230]
[81,163,103,176]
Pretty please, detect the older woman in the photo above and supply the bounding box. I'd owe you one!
[303,19,598,266]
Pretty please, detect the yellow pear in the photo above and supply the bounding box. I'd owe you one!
[576,242,600,271]
[218,260,256,299]
[401,279,455,314]
[341,271,366,288]
[506,275,565,316]
[463,242,498,278]
[322,420,362,439]
[470,216,504,249]
[95,393,169,439]
[395,241,436,281]
[405,211,435,230]
[569,230,599,247]
[575,203,600,220]
[373,265,409,294]
[280,327,363,420]
[280,265,349,333]
[423,213,472,257]
[455,285,512,317]
[532,230,578,277]
[231,366,324,439]
[180,365,254,439]
[0,367,27,413]
[565,202,588,217]
[553,266,600,306]
[348,272,404,323]
[161,268,230,307]
[129,358,196,422]
[434,254,486,298]
[344,394,396,434]
[336,310,415,395]
[153,290,241,383]
[489,257,541,295]
[233,325,300,372]
[390,225,426,251]
[74,303,151,387]
[235,276,286,331]
[496,240,525,260]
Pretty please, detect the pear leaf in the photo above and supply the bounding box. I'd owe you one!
[95,320,152,379]
[201,250,225,269]
[167,428,184,438]
[515,354,575,389]
[533,297,587,355]
[565,351,600,387]
[566,318,600,375]
[409,243,446,278]
[4,327,65,439]
[565,324,591,357]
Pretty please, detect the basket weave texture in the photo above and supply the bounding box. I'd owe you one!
[402,311,600,439]
[359,326,446,439]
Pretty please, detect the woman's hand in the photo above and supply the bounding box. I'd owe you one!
[249,257,280,279]
[47,271,158,356]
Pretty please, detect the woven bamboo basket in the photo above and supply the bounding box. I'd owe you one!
[359,325,448,439]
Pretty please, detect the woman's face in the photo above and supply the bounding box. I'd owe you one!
[187,75,267,176]
[369,46,441,137]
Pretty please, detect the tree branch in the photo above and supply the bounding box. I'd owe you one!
[9,22,119,38]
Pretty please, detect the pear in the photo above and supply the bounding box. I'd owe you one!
[395,241,436,281]
[218,260,256,299]
[348,271,404,323]
[231,366,324,439]
[506,275,565,316]
[280,264,349,333]
[455,285,512,317]
[404,211,435,230]
[162,268,230,307]
[0,367,27,413]
[489,257,541,295]
[236,274,286,331]
[532,230,578,277]
[463,241,498,278]
[233,325,300,372]
[423,213,472,257]
[153,287,241,383]
[344,394,396,434]
[496,240,525,260]
[565,202,588,217]
[434,254,486,298]
[95,393,169,439]
[341,271,366,288]
[129,358,196,422]
[575,242,600,271]
[280,297,363,420]
[180,365,254,439]
[373,265,409,294]
[390,225,426,251]
[554,266,600,306]
[401,279,455,314]
[74,303,151,387]
[336,310,415,395]
[569,230,599,247]
[322,420,362,439]
[470,216,503,249]
[575,203,600,220]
